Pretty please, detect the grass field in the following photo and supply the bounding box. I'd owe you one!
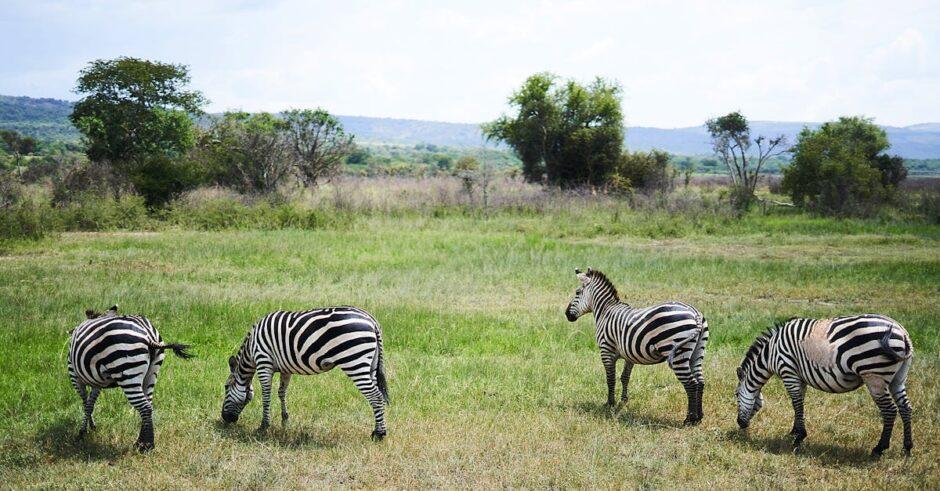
[0,211,938,488]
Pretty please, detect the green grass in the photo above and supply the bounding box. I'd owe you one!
[1,212,938,488]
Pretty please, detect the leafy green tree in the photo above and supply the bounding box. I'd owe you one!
[483,73,624,186]
[70,57,207,206]
[705,111,787,211]
[193,112,291,195]
[781,116,907,215]
[282,109,354,187]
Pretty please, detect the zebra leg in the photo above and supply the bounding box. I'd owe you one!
[143,354,165,404]
[890,358,914,456]
[783,378,807,447]
[867,381,897,457]
[278,372,292,426]
[71,380,89,439]
[667,344,698,425]
[341,365,387,440]
[620,361,634,404]
[83,388,101,434]
[118,381,155,452]
[256,367,274,432]
[601,352,617,407]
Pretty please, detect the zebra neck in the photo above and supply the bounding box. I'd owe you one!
[592,300,627,320]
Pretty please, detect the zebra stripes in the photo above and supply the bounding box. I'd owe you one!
[736,315,914,456]
[565,268,709,425]
[221,306,389,440]
[67,306,193,451]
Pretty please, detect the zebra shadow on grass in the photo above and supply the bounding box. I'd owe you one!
[566,401,686,429]
[721,429,878,467]
[29,417,126,463]
[212,420,340,449]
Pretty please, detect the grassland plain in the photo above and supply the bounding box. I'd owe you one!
[0,212,938,488]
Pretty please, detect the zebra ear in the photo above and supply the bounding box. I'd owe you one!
[587,267,593,274]
[108,305,118,313]
[228,356,237,372]
[736,367,743,380]
[574,268,582,274]
[85,309,97,319]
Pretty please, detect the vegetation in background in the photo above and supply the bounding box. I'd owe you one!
[782,116,907,216]
[705,111,788,211]
[483,72,624,186]
[283,109,355,187]
[70,57,208,206]
[610,149,676,196]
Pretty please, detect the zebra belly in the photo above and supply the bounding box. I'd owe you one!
[801,369,863,393]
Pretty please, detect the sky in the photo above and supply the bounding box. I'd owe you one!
[1,0,938,127]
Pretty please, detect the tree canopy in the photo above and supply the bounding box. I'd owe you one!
[70,57,207,205]
[782,116,907,215]
[483,73,624,186]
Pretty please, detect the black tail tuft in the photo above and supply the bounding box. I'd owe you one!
[162,342,195,359]
[376,355,389,404]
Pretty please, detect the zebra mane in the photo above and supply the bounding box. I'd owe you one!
[587,270,620,301]
[740,324,781,370]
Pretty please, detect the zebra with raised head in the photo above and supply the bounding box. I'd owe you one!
[68,305,193,451]
[565,268,709,425]
[221,306,390,440]
[736,315,914,456]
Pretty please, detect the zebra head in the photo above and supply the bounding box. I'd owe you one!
[735,365,764,429]
[565,268,595,321]
[221,355,253,424]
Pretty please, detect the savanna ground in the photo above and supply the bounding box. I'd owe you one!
[0,185,938,488]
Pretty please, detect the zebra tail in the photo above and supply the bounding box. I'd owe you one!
[150,340,195,360]
[373,326,390,404]
[879,326,911,362]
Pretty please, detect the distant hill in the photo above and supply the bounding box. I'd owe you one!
[3,94,940,158]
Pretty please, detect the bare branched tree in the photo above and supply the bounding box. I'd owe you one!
[706,112,787,210]
[283,109,354,187]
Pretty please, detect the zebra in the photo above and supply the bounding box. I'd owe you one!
[221,306,390,440]
[68,305,193,451]
[736,315,914,456]
[565,268,709,425]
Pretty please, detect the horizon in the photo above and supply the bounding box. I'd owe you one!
[2,93,938,130]
[2,1,938,128]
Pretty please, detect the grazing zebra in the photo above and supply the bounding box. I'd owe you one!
[736,315,914,456]
[68,305,193,451]
[221,306,390,440]
[565,268,709,425]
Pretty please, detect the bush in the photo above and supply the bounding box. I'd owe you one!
[611,150,675,196]
[782,117,907,216]
[59,193,151,231]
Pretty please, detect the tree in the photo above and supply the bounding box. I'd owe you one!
[483,73,624,186]
[705,112,787,210]
[194,112,292,195]
[781,116,907,215]
[282,109,354,187]
[0,130,37,167]
[70,57,207,206]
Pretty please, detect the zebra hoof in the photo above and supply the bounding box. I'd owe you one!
[256,424,269,435]
[683,416,700,427]
[371,430,386,442]
[904,446,913,457]
[871,446,886,458]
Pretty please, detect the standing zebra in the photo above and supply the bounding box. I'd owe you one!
[736,315,914,456]
[565,268,709,425]
[68,305,193,451]
[221,306,390,440]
